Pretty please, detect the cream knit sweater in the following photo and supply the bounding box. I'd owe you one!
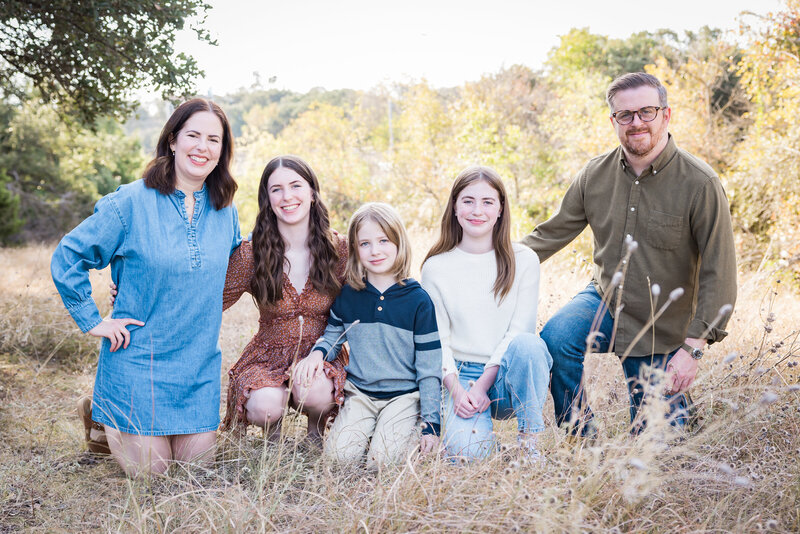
[420,242,541,378]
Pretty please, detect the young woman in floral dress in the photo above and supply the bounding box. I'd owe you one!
[221,155,348,441]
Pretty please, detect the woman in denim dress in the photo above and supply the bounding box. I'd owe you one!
[51,99,241,476]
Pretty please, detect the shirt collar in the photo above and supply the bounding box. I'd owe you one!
[173,182,208,199]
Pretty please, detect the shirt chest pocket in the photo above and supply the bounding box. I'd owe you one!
[646,211,684,250]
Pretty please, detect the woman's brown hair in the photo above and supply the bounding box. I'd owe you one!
[423,166,515,301]
[345,202,412,290]
[251,155,341,308]
[143,98,237,209]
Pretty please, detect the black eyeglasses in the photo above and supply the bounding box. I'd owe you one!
[611,106,665,125]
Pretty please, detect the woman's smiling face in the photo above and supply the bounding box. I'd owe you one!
[169,111,223,188]
[455,179,502,243]
[266,166,314,228]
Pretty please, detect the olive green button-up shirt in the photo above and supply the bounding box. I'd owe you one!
[522,136,737,357]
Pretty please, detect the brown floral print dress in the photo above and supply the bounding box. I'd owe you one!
[221,234,349,429]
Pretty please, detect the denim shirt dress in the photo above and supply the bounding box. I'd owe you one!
[51,179,242,436]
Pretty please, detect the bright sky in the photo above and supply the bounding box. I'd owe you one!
[177,0,783,95]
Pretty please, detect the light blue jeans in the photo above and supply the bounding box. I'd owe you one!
[443,333,552,458]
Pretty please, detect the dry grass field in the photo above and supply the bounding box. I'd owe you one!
[1,242,798,533]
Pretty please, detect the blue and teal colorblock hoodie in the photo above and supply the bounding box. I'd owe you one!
[312,279,442,435]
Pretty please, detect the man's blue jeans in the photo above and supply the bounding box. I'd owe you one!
[443,333,553,458]
[541,284,690,434]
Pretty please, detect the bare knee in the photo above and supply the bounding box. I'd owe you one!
[172,432,216,464]
[105,428,171,478]
[245,387,287,427]
[292,377,334,414]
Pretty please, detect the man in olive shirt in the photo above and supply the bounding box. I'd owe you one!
[522,73,736,434]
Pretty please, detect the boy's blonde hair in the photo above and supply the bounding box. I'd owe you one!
[346,202,412,290]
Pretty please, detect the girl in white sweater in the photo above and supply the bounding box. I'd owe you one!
[420,166,552,459]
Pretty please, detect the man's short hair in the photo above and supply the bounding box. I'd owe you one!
[606,73,668,110]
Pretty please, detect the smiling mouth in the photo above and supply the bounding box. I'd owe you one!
[188,155,208,164]
[281,204,300,212]
[466,219,486,225]
[370,258,386,264]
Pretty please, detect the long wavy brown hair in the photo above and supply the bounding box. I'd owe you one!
[423,166,515,301]
[251,155,341,308]
[143,98,237,209]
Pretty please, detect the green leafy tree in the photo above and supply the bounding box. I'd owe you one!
[0,0,213,124]
[0,169,22,242]
[235,101,376,231]
[0,95,144,242]
[389,82,459,228]
[725,0,800,274]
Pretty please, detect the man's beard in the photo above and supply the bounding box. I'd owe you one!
[622,122,666,157]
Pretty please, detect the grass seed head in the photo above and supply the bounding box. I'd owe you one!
[760,391,779,404]
[629,458,647,470]
[651,283,661,297]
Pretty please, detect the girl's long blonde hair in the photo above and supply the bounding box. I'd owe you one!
[346,203,412,290]
[423,166,515,301]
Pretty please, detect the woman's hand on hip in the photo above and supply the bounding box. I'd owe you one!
[88,318,145,352]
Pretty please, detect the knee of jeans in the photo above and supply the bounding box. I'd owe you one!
[444,423,495,459]
[506,334,553,371]
[508,332,538,353]
[541,320,588,359]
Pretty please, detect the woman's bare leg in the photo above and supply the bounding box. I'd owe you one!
[244,386,289,436]
[292,375,336,440]
[104,427,172,477]
[172,431,217,466]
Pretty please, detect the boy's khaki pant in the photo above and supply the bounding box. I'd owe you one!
[326,381,420,467]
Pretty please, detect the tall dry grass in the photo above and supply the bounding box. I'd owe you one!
[0,242,798,533]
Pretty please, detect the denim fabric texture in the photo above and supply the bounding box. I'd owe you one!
[541,284,690,434]
[443,333,552,458]
[51,180,242,436]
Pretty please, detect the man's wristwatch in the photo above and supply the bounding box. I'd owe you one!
[681,343,704,360]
